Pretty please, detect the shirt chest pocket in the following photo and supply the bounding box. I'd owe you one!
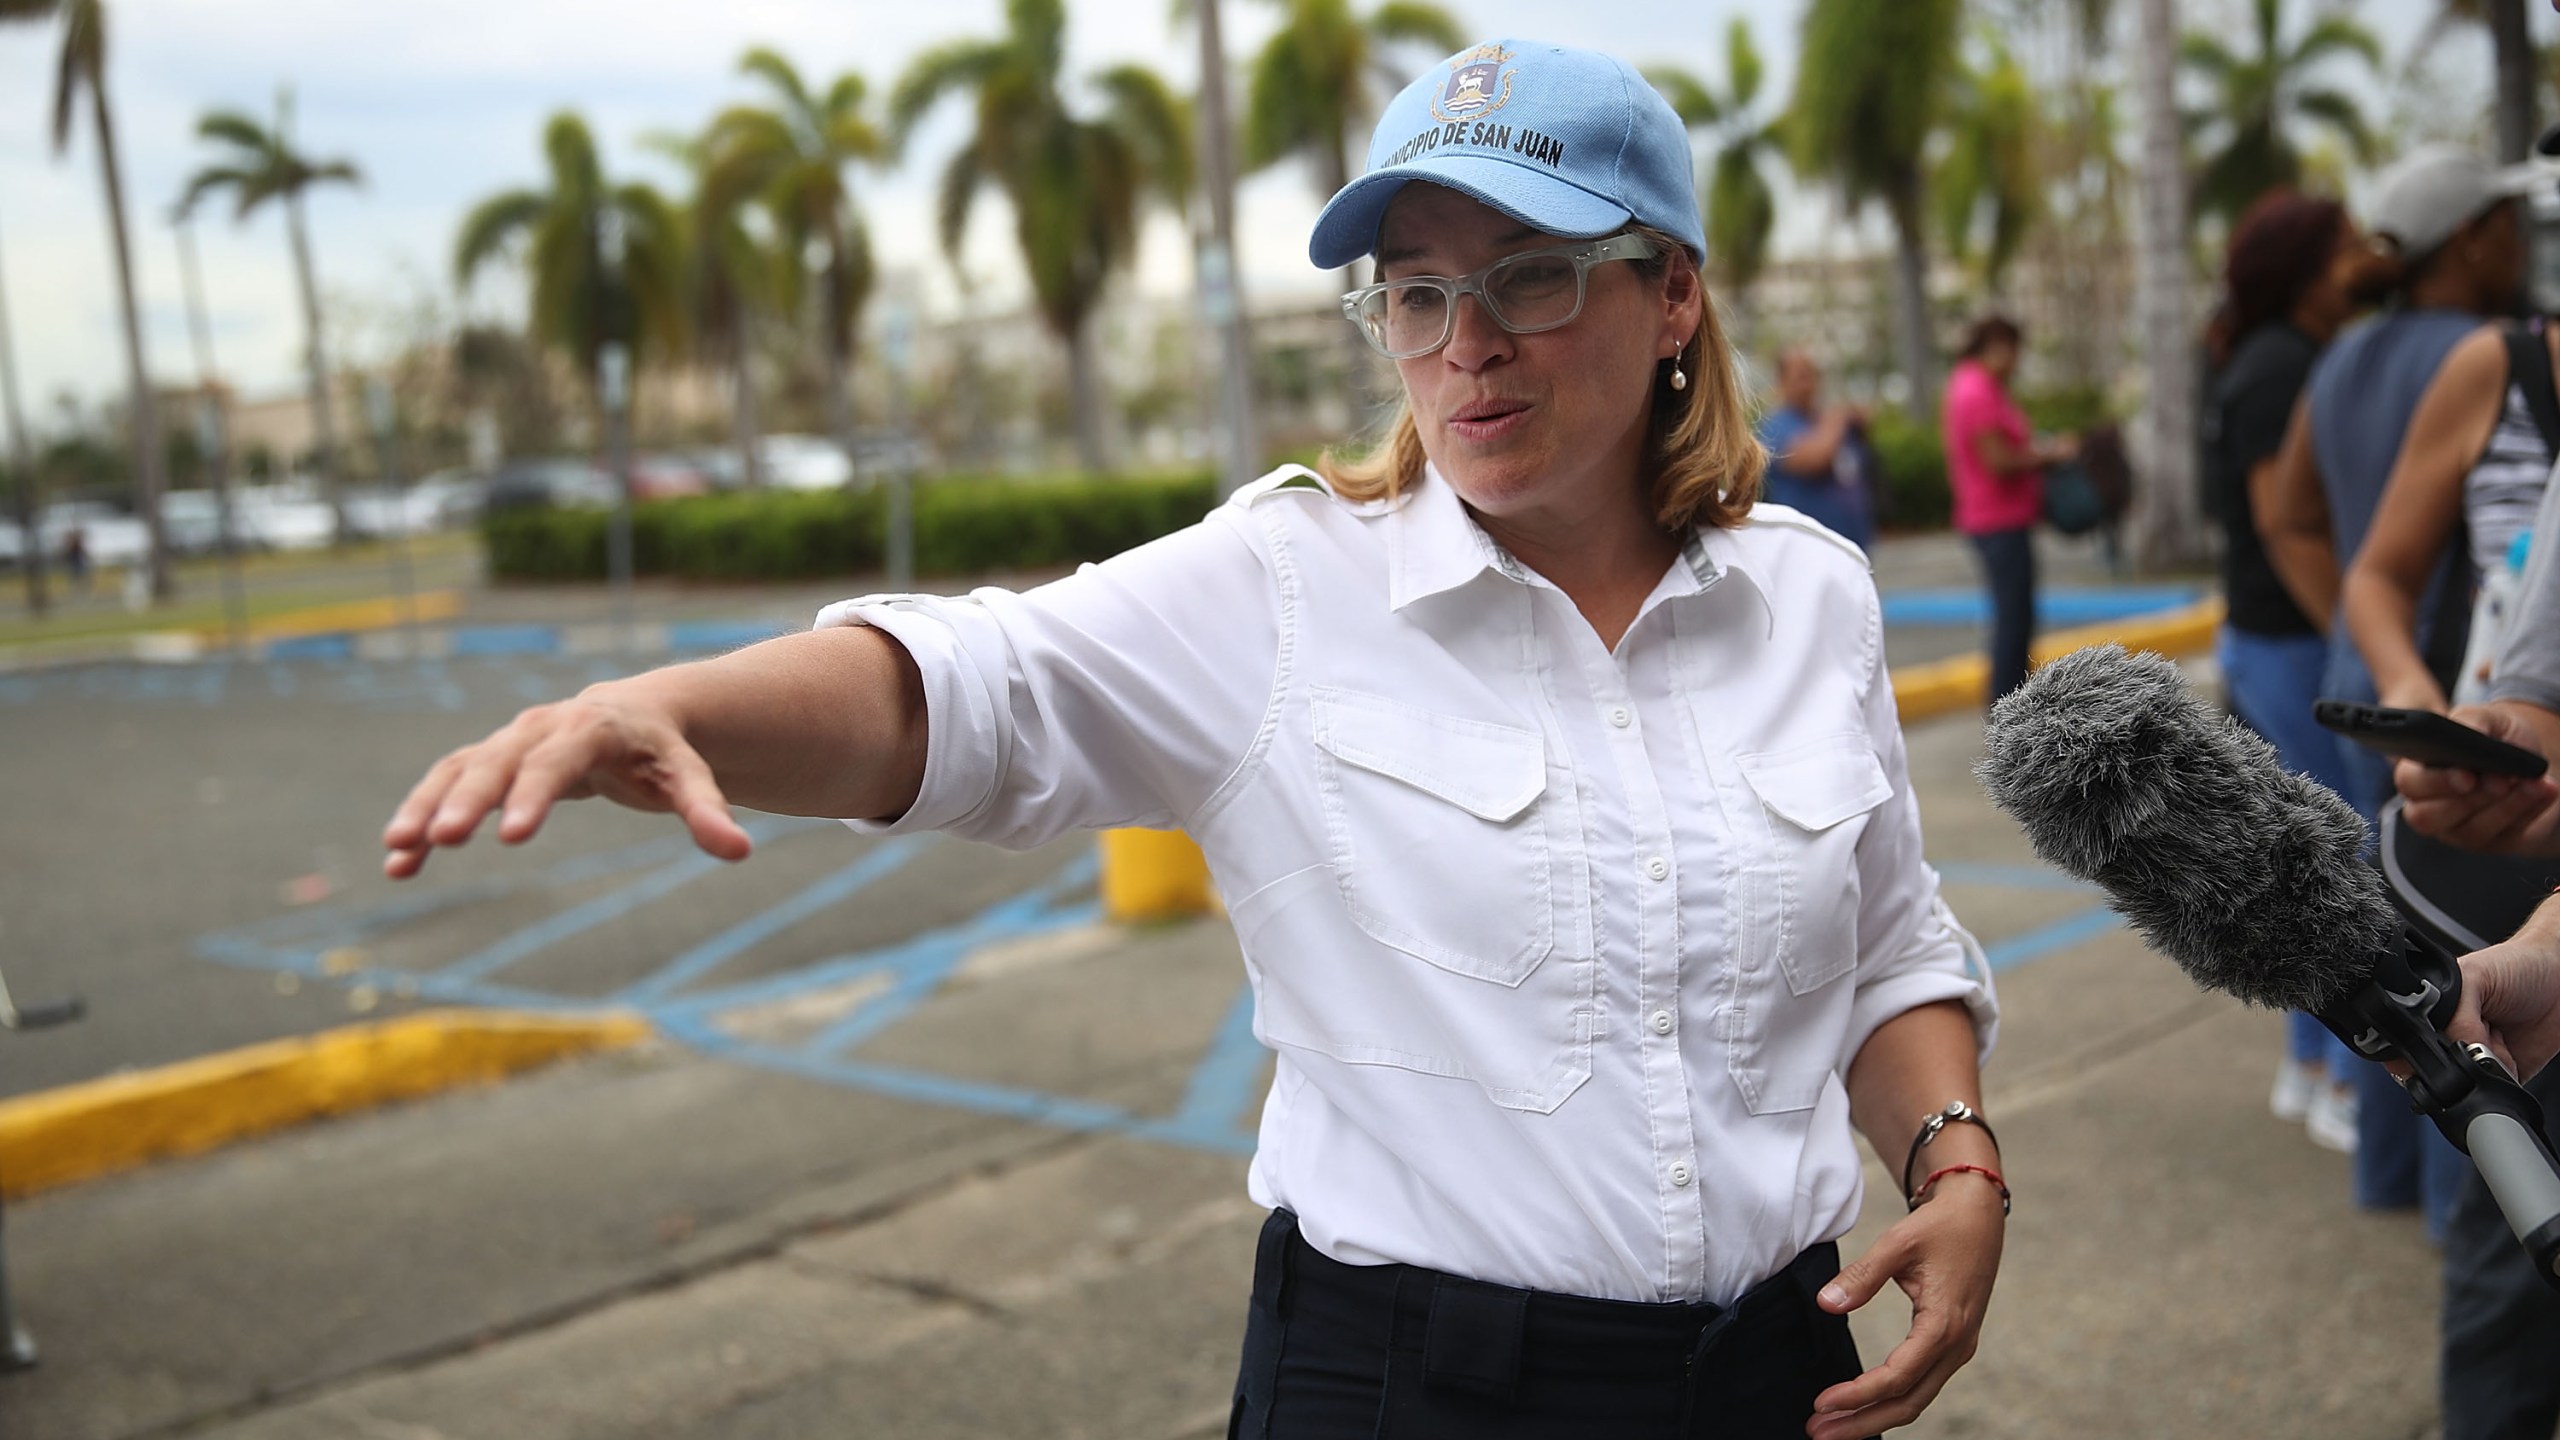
[1311,686,1556,985]
[1737,739,1894,999]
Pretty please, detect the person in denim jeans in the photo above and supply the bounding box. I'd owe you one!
[2203,189,2373,1146]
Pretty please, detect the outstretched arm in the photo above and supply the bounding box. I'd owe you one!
[383,625,927,878]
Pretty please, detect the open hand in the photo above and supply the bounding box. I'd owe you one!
[1807,1178,2005,1439]
[382,687,753,879]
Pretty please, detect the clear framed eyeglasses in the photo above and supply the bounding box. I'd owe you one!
[1340,233,1658,360]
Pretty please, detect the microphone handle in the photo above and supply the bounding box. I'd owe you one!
[2467,1110,2560,1288]
[2319,937,2560,1291]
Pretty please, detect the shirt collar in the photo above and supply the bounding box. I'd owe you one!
[1384,463,1757,614]
[1387,464,1522,611]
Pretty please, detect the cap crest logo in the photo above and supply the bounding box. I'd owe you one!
[1431,44,1515,123]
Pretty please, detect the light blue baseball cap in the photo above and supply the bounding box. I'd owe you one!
[1308,40,1705,272]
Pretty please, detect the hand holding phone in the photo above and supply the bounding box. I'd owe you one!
[2314,700,2550,778]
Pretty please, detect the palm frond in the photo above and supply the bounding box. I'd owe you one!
[936,142,985,259]
[1364,1,1464,57]
[174,164,257,221]
[1723,18,1764,113]
[1093,63,1193,214]
[889,41,1009,150]
[1644,65,1720,129]
[452,188,548,285]
[193,109,272,157]
[2289,15,2383,74]
[2293,85,2376,164]
[738,47,818,128]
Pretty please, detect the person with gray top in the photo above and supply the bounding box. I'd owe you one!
[2393,469,2560,1440]
[2257,143,2538,1234]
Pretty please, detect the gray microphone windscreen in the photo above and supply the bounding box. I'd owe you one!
[1974,645,2396,1013]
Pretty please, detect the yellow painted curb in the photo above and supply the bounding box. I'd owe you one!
[0,1008,648,1200]
[1890,596,2226,725]
[213,587,463,644]
[1099,827,1220,922]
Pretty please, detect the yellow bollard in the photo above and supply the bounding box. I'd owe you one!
[1099,828,1218,923]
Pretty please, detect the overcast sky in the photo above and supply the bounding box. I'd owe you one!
[0,0,2518,425]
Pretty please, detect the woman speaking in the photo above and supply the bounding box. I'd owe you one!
[384,40,2003,1440]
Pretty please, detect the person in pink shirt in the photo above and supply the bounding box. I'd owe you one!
[1942,316,2076,702]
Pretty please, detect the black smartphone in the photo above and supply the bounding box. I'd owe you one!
[2312,700,2550,778]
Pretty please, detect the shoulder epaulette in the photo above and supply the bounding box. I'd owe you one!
[1230,464,1333,506]
[1742,503,1873,571]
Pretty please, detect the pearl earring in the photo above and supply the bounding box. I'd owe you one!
[1669,359,1688,392]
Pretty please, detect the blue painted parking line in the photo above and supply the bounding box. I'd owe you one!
[451,625,562,658]
[1983,905,2124,972]
[615,836,929,1004]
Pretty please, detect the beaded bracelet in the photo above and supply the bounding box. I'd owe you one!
[1899,1100,2000,1201]
[1908,1162,2012,1217]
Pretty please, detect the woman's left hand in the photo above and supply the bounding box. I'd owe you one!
[1804,1177,2006,1439]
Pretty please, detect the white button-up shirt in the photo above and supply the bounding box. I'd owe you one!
[819,464,1996,1306]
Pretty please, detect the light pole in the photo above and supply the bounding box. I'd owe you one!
[1193,0,1261,498]
[880,298,916,592]
[597,208,636,648]
[0,206,45,617]
[172,212,248,649]
[367,375,420,656]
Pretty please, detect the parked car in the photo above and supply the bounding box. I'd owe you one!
[407,470,491,529]
[234,486,336,551]
[38,501,149,568]
[759,434,857,491]
[483,459,618,513]
[630,454,711,500]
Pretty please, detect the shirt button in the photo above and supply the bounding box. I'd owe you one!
[1669,1161,1694,1188]
[1644,856,1670,881]
[1607,705,1632,728]
[1649,1009,1674,1036]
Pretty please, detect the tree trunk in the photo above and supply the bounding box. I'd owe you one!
[1885,179,1936,423]
[0,211,47,616]
[2129,0,2204,571]
[732,309,765,490]
[288,192,349,545]
[2488,0,2536,165]
[818,256,858,484]
[91,83,170,602]
[1322,134,1389,424]
[1065,311,1111,474]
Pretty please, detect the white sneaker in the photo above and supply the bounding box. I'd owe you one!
[2306,1083,2360,1154]
[2270,1059,2318,1121]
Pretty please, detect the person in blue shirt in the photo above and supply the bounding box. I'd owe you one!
[1754,348,1875,550]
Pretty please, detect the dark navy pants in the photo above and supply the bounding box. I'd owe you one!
[1228,1209,1868,1440]
[1968,527,2037,706]
[2441,1061,2560,1440]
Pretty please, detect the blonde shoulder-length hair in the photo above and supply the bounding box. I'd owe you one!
[1314,223,1764,532]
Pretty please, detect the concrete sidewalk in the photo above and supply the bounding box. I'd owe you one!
[0,694,2449,1440]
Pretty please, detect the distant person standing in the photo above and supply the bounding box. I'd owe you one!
[2202,188,2370,1148]
[1755,348,1875,550]
[1942,316,2072,705]
[59,527,89,596]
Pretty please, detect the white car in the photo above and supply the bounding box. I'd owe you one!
[758,434,857,491]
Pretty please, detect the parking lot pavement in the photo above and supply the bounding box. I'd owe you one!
[2,677,2450,1440]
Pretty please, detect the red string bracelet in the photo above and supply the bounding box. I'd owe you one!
[1908,1162,2011,1217]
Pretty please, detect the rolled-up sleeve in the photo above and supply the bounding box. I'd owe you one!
[812,506,1282,850]
[1838,583,1999,1074]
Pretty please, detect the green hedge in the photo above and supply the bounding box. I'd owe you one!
[1865,412,1950,533]
[484,470,1219,583]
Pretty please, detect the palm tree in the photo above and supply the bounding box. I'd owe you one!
[2,0,170,599]
[453,113,688,436]
[1787,0,1965,420]
[1646,18,1785,312]
[1933,33,2042,298]
[1239,0,1465,301]
[704,49,883,479]
[2178,0,2380,225]
[178,87,362,544]
[646,129,777,491]
[891,0,1194,473]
